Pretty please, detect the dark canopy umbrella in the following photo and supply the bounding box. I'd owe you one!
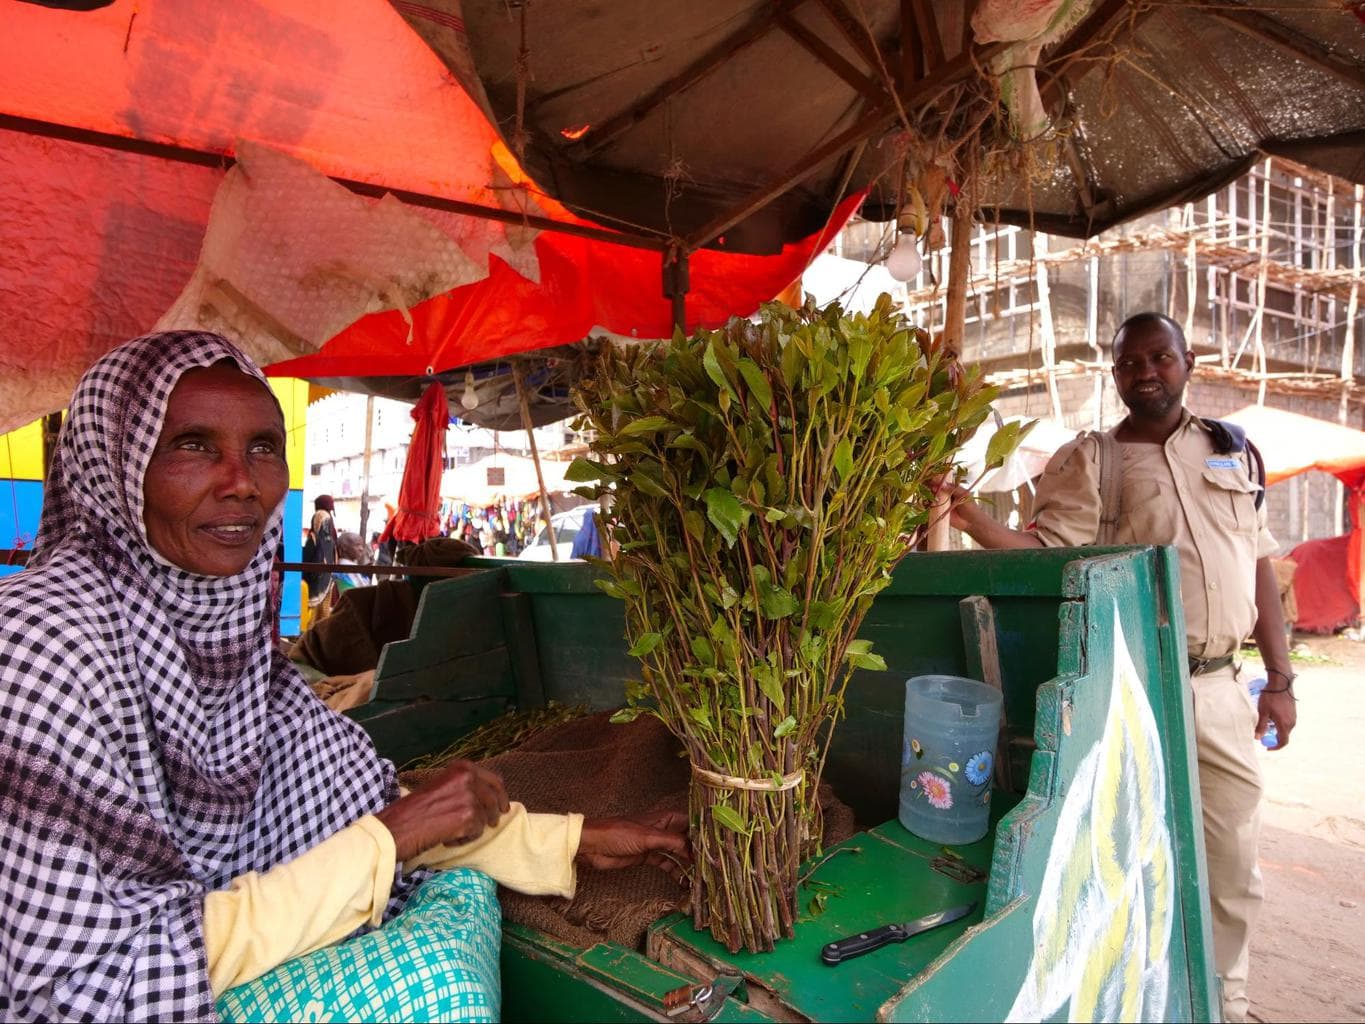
[307,344,596,432]
[380,381,450,544]
[398,0,1365,245]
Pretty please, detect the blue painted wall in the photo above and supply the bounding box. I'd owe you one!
[280,488,303,637]
[0,479,43,578]
[1,479,306,632]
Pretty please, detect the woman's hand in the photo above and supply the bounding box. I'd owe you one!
[375,760,509,861]
[577,810,691,881]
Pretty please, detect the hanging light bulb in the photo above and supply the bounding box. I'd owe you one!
[885,231,923,282]
[460,368,480,410]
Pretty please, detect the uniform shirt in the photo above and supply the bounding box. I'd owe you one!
[1027,410,1275,659]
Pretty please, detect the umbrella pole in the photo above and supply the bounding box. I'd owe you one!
[513,362,558,561]
[358,394,375,541]
[928,198,974,552]
[664,244,690,333]
[40,411,62,482]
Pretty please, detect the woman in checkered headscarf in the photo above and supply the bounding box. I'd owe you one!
[0,332,687,1022]
[0,332,413,1019]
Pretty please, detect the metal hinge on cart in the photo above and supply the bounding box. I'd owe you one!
[662,974,746,1022]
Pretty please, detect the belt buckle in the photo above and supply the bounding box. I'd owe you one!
[1188,655,1211,676]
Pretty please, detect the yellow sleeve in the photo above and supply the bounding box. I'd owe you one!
[201,816,395,997]
[405,802,583,899]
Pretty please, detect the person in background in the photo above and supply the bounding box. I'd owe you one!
[370,530,394,566]
[0,332,688,1020]
[304,493,338,609]
[334,531,371,592]
[570,506,603,560]
[942,312,1294,1023]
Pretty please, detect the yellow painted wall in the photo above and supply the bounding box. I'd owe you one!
[269,377,310,490]
[0,420,46,481]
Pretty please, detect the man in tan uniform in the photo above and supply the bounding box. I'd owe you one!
[947,312,1297,1022]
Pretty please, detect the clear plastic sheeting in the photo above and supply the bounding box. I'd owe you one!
[0,127,218,433]
[156,142,490,369]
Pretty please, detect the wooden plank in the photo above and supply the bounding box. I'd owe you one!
[813,0,888,75]
[648,825,990,1021]
[682,42,1006,250]
[909,0,945,71]
[359,571,520,762]
[374,573,509,680]
[0,114,669,253]
[370,645,515,702]
[776,10,885,104]
[348,695,512,768]
[501,592,548,709]
[959,595,1013,791]
[1210,6,1365,91]
[900,0,921,84]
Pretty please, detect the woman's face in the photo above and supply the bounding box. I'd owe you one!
[143,363,289,576]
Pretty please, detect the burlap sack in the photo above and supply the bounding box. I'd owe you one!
[462,712,856,951]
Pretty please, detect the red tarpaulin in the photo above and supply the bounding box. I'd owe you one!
[269,189,862,380]
[1287,534,1359,635]
[380,382,449,545]
[1222,405,1365,490]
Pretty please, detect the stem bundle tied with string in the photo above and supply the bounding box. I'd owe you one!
[569,297,1005,954]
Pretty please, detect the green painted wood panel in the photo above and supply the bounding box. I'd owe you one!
[349,696,512,771]
[501,924,774,1022]
[352,571,518,763]
[647,819,996,1022]
[410,548,1217,1021]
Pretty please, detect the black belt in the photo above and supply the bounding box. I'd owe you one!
[1188,654,1235,676]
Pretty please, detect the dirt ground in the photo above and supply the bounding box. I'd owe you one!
[1241,633,1365,1023]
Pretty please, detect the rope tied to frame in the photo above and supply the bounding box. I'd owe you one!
[691,764,805,793]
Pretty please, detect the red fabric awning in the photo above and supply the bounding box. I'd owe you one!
[1222,404,1365,621]
[0,0,858,430]
[1222,405,1365,491]
[268,191,861,380]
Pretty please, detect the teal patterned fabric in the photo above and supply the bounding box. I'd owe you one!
[215,869,501,1023]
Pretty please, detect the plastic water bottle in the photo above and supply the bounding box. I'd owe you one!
[1245,676,1279,750]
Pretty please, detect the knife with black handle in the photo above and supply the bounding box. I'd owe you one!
[820,901,977,965]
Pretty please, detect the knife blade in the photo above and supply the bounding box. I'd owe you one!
[820,901,977,965]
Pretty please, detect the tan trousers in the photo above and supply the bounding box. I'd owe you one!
[1190,664,1264,1023]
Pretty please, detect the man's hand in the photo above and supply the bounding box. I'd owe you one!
[929,474,1043,550]
[375,760,509,861]
[930,476,975,531]
[1256,687,1297,750]
[577,810,691,881]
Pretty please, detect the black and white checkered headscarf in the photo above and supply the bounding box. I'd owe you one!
[0,332,405,1021]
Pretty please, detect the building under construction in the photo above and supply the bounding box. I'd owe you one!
[836,157,1363,551]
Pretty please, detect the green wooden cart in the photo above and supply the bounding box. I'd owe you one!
[347,546,1220,1022]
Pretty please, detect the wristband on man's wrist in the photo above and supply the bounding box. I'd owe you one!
[1262,667,1296,695]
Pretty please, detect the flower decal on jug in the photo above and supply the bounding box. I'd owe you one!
[917,771,954,810]
[965,751,993,786]
[903,742,993,812]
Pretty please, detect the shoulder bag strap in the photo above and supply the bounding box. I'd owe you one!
[1093,430,1121,545]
